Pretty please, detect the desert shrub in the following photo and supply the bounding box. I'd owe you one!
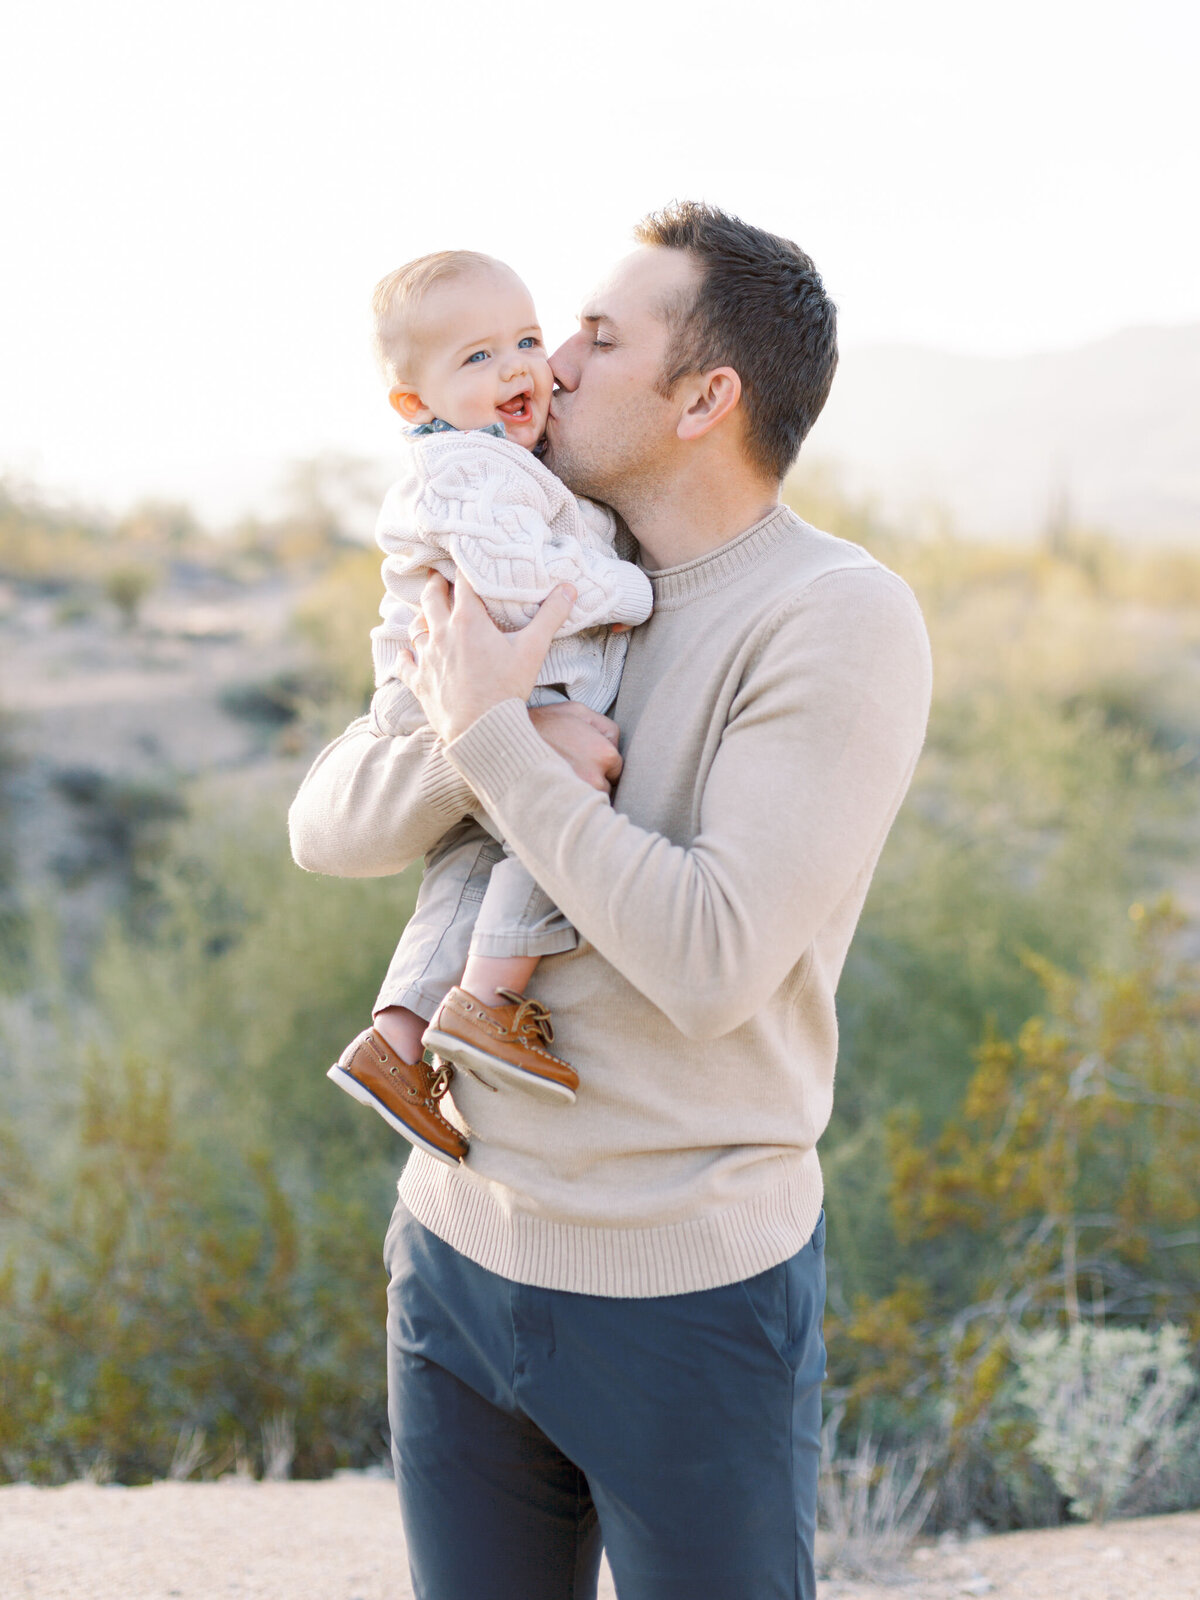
[0,715,29,967]
[825,902,1200,1526]
[0,482,110,583]
[74,807,422,1182]
[0,714,21,882]
[292,545,383,717]
[824,666,1194,1314]
[817,520,1200,1446]
[230,455,381,576]
[885,902,1200,1333]
[0,475,360,600]
[117,499,201,550]
[0,1049,391,1483]
[52,589,96,625]
[1014,1325,1200,1521]
[103,564,156,628]
[818,1408,934,1580]
[50,767,186,893]
[219,668,335,729]
[0,808,422,1482]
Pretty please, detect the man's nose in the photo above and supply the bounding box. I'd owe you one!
[549,334,581,391]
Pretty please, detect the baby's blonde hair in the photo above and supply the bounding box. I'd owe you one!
[371,250,500,386]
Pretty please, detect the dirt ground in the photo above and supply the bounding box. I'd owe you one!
[824,1509,1200,1599]
[1,1479,1197,1599]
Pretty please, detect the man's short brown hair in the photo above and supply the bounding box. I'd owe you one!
[634,202,837,482]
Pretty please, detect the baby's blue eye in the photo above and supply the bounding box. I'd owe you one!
[466,350,488,364]
[518,336,540,349]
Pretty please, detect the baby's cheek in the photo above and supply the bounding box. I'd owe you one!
[534,365,554,419]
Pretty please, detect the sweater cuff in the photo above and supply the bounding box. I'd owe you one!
[607,559,655,626]
[419,746,479,822]
[444,698,555,805]
[370,635,406,687]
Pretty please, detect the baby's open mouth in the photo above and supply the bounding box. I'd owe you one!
[497,392,533,423]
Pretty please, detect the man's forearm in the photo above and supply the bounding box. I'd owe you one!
[288,693,476,878]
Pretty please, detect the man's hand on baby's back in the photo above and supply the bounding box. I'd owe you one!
[529,702,623,794]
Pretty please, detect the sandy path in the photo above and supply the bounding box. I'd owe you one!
[825,1511,1200,1598]
[0,1478,617,1599]
[2,1481,1198,1599]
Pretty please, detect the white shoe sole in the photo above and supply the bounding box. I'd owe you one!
[421,1031,577,1105]
[326,1063,463,1165]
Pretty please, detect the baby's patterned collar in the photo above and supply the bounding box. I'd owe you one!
[407,418,506,439]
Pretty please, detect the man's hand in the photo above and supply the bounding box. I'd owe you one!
[529,701,623,793]
[396,573,578,745]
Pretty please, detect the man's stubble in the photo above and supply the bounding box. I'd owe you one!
[543,391,677,534]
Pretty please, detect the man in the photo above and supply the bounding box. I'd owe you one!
[289,202,932,1600]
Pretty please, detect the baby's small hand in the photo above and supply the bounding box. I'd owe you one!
[610,623,631,634]
[529,701,623,793]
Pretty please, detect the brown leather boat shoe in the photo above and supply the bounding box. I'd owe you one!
[327,1027,468,1165]
[423,987,578,1104]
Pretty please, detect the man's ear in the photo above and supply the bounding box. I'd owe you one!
[676,367,742,443]
[389,385,433,424]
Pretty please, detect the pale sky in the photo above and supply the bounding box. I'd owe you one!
[3,0,1197,522]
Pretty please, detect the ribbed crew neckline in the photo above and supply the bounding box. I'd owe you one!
[644,504,794,610]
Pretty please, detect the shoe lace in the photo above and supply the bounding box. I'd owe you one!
[428,1061,454,1099]
[495,988,555,1046]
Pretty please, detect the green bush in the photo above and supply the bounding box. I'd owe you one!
[825,903,1200,1527]
[0,715,27,966]
[51,767,186,894]
[0,811,421,1482]
[219,669,336,730]
[103,565,156,629]
[0,1048,391,1483]
[1014,1325,1200,1521]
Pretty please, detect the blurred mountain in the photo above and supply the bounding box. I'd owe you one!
[801,324,1200,541]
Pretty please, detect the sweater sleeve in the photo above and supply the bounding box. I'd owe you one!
[440,568,932,1039]
[371,473,459,687]
[287,680,476,877]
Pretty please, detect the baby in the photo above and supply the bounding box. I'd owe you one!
[327,251,653,1164]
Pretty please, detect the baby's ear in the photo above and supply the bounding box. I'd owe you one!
[389,386,431,423]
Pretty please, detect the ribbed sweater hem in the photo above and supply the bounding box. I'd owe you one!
[396,1148,825,1298]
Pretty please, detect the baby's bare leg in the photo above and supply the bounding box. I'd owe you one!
[374,1004,430,1065]
[376,952,540,1061]
[460,953,539,1009]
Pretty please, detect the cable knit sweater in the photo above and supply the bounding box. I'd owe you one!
[370,429,654,713]
[291,507,932,1297]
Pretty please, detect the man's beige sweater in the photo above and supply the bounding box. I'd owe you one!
[289,506,932,1297]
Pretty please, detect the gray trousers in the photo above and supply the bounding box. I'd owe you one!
[374,816,577,1022]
